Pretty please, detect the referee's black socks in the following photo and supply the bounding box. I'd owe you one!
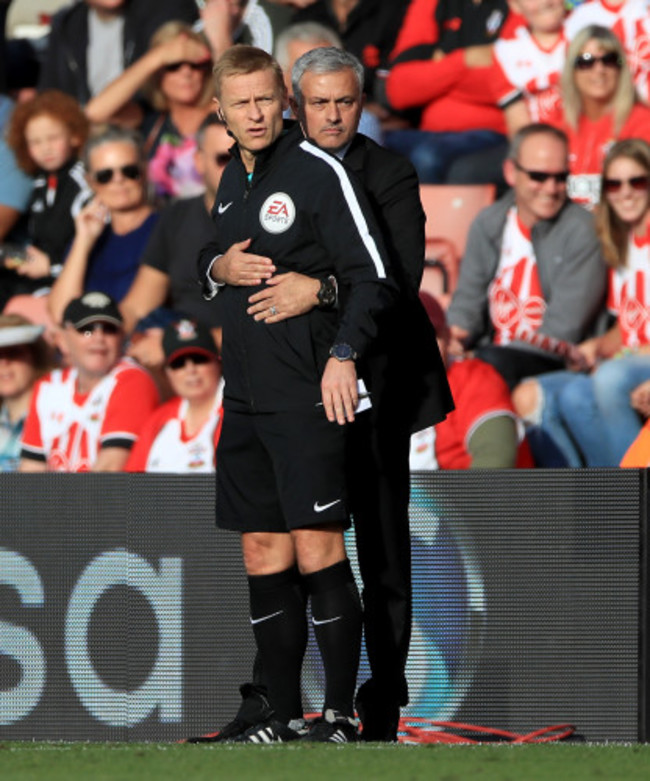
[248,565,307,724]
[303,558,362,719]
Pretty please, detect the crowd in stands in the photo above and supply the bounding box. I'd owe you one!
[3,0,650,472]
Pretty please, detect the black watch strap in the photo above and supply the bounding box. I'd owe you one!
[317,275,338,309]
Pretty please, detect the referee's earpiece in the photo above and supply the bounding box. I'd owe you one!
[217,108,226,123]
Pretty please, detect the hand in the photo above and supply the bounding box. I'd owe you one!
[464,45,494,68]
[321,357,358,426]
[572,338,599,372]
[247,272,319,322]
[75,197,110,249]
[157,31,211,67]
[564,343,591,373]
[448,324,470,357]
[212,238,275,286]
[16,245,51,278]
[631,379,650,418]
[126,328,165,370]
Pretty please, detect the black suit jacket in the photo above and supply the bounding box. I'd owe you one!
[343,134,454,431]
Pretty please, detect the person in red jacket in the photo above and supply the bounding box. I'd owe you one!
[383,0,523,185]
[411,293,534,469]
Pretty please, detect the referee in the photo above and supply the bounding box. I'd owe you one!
[197,45,396,743]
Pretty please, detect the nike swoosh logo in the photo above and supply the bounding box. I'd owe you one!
[313,499,341,513]
[312,615,342,626]
[218,201,233,214]
[250,610,283,625]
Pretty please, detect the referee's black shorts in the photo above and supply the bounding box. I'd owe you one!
[216,407,350,533]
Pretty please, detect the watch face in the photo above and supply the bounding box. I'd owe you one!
[331,343,354,361]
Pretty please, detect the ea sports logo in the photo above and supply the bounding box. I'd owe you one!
[259,192,295,234]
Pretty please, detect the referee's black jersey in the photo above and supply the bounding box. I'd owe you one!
[198,123,397,414]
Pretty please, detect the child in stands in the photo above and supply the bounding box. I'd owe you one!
[4,90,93,298]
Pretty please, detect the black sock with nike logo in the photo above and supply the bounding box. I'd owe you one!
[248,565,307,724]
[304,558,362,718]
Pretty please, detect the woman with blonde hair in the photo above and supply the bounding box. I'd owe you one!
[85,21,215,201]
[553,24,650,209]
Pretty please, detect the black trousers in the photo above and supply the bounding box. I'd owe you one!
[346,405,412,706]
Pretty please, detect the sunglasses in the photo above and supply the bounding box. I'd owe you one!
[0,345,30,361]
[574,51,622,71]
[164,60,212,73]
[215,153,231,166]
[92,164,141,185]
[514,160,569,184]
[603,175,650,194]
[168,353,212,371]
[75,322,121,337]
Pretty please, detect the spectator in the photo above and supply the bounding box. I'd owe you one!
[493,0,568,125]
[20,291,159,472]
[120,113,230,371]
[290,0,410,103]
[0,314,53,472]
[126,319,223,472]
[551,24,650,209]
[199,0,275,57]
[0,95,33,247]
[3,91,92,305]
[564,0,650,104]
[410,294,533,469]
[514,138,650,466]
[446,122,607,390]
[384,0,521,185]
[47,125,158,325]
[85,21,215,202]
[37,0,198,105]
[274,21,382,142]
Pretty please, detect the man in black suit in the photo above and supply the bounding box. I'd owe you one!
[189,46,452,744]
[246,47,453,740]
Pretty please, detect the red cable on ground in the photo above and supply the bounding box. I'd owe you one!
[396,718,576,744]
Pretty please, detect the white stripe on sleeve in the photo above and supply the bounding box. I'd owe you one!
[299,140,386,279]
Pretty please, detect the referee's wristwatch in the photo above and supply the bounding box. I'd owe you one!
[329,343,357,362]
[316,275,338,309]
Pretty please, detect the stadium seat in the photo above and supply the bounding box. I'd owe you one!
[419,184,496,307]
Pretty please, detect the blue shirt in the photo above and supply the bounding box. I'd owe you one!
[84,212,159,302]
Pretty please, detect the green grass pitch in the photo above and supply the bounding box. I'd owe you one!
[2,742,650,781]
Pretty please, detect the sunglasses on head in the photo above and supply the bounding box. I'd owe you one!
[603,175,650,194]
[164,60,212,73]
[75,322,121,337]
[92,164,141,185]
[574,51,622,71]
[514,160,569,184]
[168,353,212,371]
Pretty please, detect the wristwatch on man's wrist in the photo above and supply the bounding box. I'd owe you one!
[316,274,338,309]
[329,343,357,362]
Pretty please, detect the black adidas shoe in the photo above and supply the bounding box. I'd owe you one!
[183,682,273,743]
[234,716,308,744]
[302,709,359,743]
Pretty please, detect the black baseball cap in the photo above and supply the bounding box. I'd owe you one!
[163,319,219,365]
[62,292,123,330]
